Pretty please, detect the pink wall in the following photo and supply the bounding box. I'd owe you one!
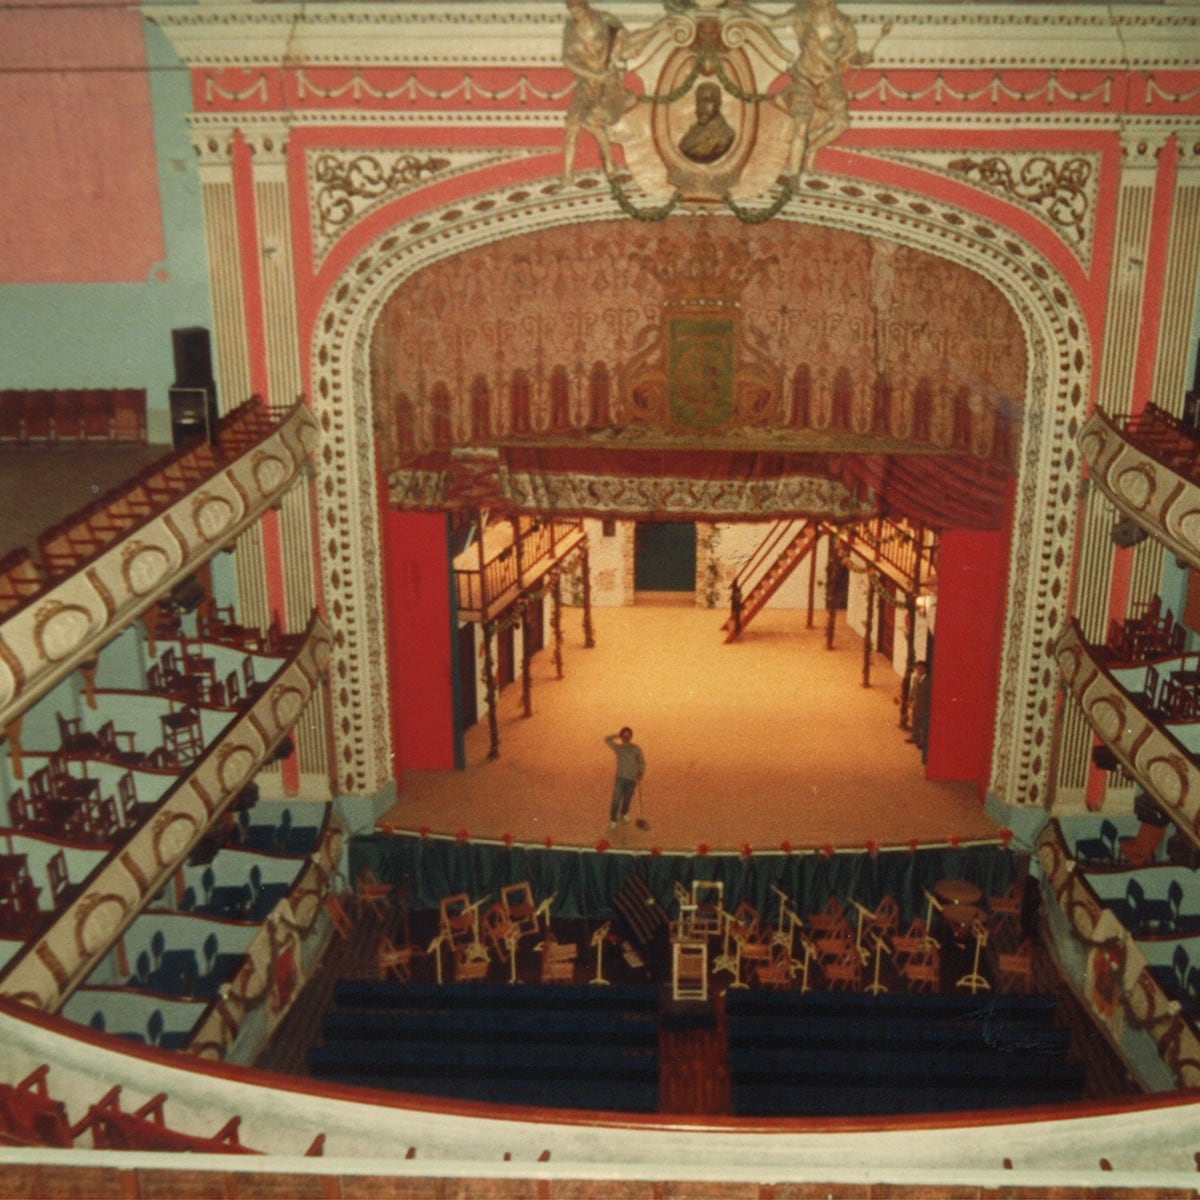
[0,4,163,282]
[926,520,1011,791]
[381,505,457,775]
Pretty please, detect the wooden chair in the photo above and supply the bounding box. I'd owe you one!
[353,867,392,920]
[807,895,846,935]
[452,947,490,983]
[482,902,516,962]
[376,932,414,982]
[899,943,941,993]
[537,933,578,984]
[822,946,863,991]
[500,881,539,943]
[995,939,1034,994]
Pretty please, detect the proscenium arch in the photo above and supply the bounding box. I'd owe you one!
[311,173,1089,815]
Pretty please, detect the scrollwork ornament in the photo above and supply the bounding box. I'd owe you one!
[314,152,452,238]
[946,154,1092,244]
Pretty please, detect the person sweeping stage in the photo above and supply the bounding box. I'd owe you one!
[605,727,645,830]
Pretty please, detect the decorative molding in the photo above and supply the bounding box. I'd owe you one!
[1079,409,1200,571]
[1055,620,1200,847]
[311,168,1087,807]
[0,401,318,732]
[1039,820,1200,1089]
[881,149,1099,267]
[0,614,332,1014]
[306,147,521,263]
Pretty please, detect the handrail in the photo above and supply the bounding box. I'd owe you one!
[731,519,809,599]
[1054,618,1200,851]
[0,611,332,1014]
[454,517,585,620]
[0,397,318,732]
[1037,819,1200,1090]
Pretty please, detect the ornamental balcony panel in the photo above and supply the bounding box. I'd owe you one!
[0,399,319,732]
[1079,408,1200,571]
[1036,820,1200,1090]
[0,612,331,1014]
[187,826,342,1063]
[1055,619,1200,849]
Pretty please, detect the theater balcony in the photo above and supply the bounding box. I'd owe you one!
[0,611,334,1053]
[0,397,319,734]
[1055,617,1200,856]
[1079,403,1200,572]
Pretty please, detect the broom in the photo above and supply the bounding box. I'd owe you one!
[634,782,650,831]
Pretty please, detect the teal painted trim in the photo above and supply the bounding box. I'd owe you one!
[983,789,1046,854]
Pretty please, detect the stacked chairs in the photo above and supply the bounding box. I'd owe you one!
[310,982,660,1112]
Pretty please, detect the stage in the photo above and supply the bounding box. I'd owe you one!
[379,604,1001,854]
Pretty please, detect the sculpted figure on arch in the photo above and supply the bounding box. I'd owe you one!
[734,0,873,181]
[560,0,672,184]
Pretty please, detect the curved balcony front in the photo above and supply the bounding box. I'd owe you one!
[1036,820,1200,1089]
[0,612,332,1014]
[0,398,319,732]
[1055,618,1200,850]
[1079,407,1200,571]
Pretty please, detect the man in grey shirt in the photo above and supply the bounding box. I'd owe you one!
[605,727,645,829]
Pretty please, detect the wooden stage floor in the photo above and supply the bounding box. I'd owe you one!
[379,604,1002,854]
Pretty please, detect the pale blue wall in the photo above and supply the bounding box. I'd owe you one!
[0,21,212,444]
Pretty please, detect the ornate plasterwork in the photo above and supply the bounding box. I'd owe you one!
[306,146,542,264]
[875,148,1099,268]
[309,166,1088,808]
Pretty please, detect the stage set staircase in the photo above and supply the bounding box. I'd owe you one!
[723,519,821,643]
[723,516,935,643]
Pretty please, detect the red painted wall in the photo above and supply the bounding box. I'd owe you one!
[926,522,1011,792]
[381,505,457,774]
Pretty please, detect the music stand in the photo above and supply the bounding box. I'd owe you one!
[956,917,991,994]
[590,921,612,985]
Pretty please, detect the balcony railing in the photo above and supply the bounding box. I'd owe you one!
[1037,820,1200,1089]
[454,517,586,622]
[1055,618,1200,851]
[1079,405,1200,573]
[0,397,318,732]
[0,611,331,1015]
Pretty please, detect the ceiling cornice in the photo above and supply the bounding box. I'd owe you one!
[144,2,1200,71]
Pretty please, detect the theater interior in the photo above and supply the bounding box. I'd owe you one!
[2,0,1200,1195]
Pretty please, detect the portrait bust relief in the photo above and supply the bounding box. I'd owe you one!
[678,81,736,165]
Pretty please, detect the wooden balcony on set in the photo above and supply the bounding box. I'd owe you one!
[1055,618,1200,852]
[0,398,319,732]
[454,516,586,623]
[0,611,332,1016]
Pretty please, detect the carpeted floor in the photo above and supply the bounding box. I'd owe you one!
[380,603,1000,852]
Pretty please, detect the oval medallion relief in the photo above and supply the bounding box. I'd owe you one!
[253,453,289,497]
[77,892,129,957]
[36,601,95,663]
[123,542,173,597]
[193,492,236,543]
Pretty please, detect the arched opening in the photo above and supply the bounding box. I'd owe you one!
[317,185,1087,821]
